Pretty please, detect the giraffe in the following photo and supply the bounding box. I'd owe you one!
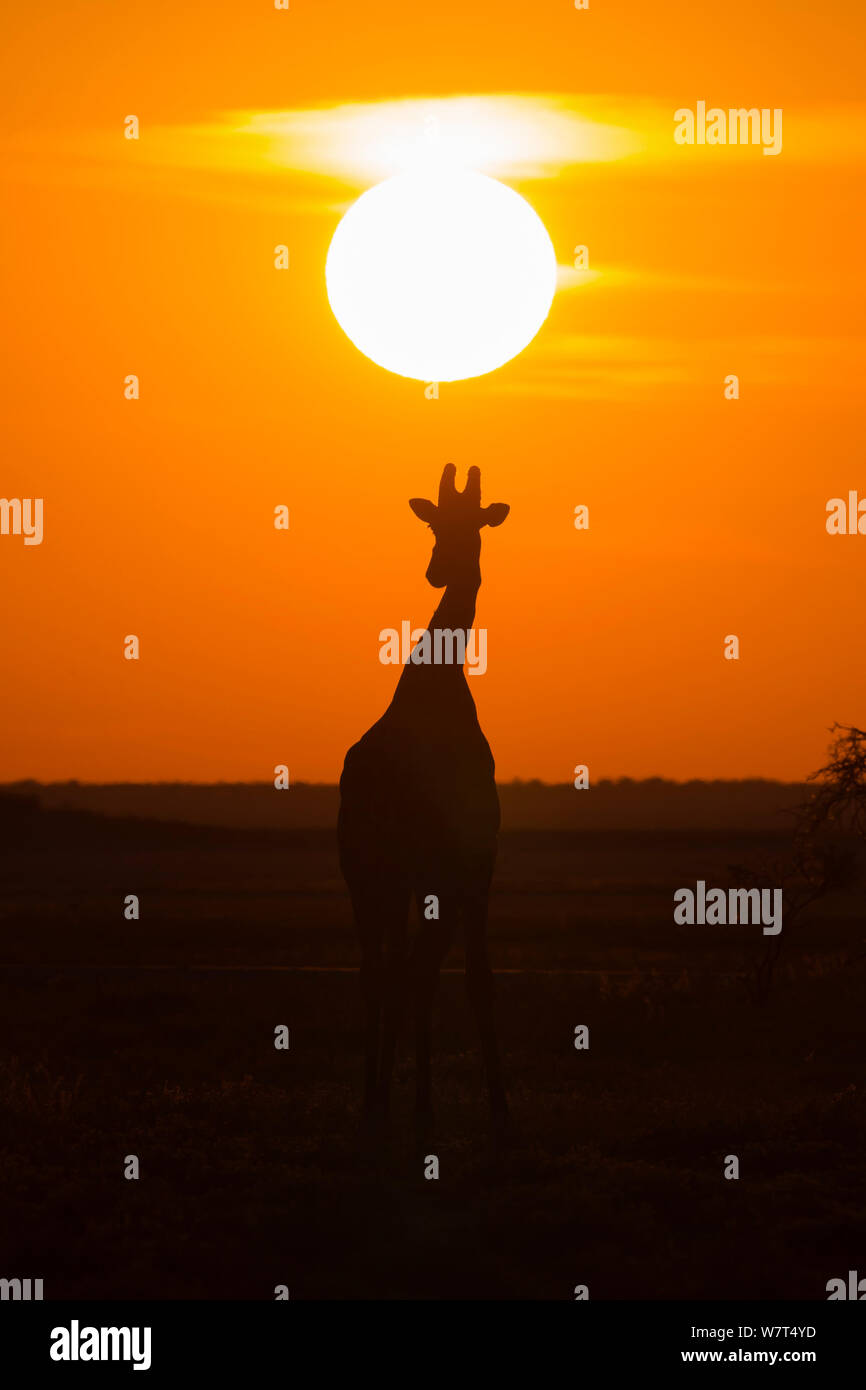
[338,462,510,1140]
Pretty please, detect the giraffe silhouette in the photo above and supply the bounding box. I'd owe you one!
[338,463,510,1142]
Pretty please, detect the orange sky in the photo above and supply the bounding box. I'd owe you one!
[2,1,864,784]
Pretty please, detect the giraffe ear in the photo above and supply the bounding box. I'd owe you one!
[482,503,510,528]
[409,497,438,525]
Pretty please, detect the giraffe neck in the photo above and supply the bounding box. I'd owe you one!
[389,568,482,716]
[429,566,481,634]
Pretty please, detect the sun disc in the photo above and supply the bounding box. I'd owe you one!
[325,169,557,382]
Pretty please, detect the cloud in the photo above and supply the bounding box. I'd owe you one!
[4,94,863,208]
[487,332,862,400]
[233,95,644,183]
[230,95,866,180]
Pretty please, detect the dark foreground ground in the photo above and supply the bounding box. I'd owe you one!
[1,807,864,1299]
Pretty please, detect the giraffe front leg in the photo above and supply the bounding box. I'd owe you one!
[378,910,409,1118]
[359,946,385,1120]
[463,894,508,1134]
[412,890,456,1143]
[354,881,411,1133]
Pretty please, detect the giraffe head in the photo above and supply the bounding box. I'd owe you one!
[409,464,510,589]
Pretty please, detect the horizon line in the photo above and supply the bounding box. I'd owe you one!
[2,776,812,790]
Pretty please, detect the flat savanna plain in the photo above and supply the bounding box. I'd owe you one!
[1,797,863,1299]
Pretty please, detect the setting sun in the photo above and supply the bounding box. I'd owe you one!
[325,168,557,382]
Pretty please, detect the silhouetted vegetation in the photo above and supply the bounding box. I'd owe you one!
[733,726,866,1004]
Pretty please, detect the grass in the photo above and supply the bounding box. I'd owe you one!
[1,958,863,1300]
